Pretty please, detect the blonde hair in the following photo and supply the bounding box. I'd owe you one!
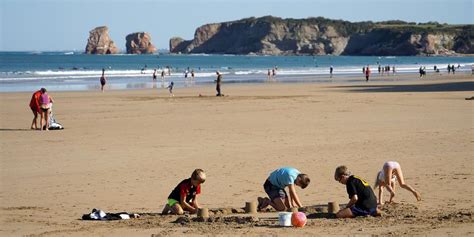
[334,165,351,180]
[191,169,206,183]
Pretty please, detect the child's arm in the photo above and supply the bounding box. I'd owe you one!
[191,195,201,209]
[346,195,358,208]
[180,194,196,213]
[288,184,303,208]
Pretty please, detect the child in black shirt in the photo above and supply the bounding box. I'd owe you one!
[334,165,380,218]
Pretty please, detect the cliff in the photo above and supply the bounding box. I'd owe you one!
[169,16,473,56]
[85,26,119,54]
[126,32,157,54]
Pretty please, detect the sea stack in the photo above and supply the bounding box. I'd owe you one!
[125,32,157,54]
[85,26,119,54]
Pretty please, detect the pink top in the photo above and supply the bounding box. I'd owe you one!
[40,93,49,105]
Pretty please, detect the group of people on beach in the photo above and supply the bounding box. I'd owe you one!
[377,64,396,75]
[267,66,278,81]
[29,88,54,131]
[162,161,421,219]
[99,68,224,97]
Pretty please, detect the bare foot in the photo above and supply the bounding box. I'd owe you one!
[415,191,422,201]
[161,204,170,215]
[257,197,270,211]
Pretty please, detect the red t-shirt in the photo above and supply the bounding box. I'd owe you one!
[168,178,201,203]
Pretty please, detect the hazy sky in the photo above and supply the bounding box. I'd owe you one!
[1,0,472,51]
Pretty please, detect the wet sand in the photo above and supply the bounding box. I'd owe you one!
[0,74,473,236]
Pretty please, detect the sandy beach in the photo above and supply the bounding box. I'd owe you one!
[1,74,473,236]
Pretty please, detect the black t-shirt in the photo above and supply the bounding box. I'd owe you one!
[168,178,201,203]
[346,175,377,210]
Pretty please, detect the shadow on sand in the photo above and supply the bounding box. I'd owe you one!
[0,128,33,132]
[334,81,474,93]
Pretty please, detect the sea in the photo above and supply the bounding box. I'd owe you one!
[1,51,473,92]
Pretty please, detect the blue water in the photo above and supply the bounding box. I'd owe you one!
[1,52,473,92]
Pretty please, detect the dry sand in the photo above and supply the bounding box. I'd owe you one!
[1,74,473,236]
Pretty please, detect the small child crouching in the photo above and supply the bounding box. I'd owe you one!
[161,169,206,215]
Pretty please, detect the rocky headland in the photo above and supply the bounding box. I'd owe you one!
[169,16,473,56]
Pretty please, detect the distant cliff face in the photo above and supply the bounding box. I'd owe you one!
[126,32,157,54]
[85,26,119,54]
[169,16,473,56]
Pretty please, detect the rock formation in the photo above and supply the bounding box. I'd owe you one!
[125,32,157,54]
[169,16,473,56]
[85,26,119,54]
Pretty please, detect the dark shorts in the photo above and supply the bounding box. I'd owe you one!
[41,107,49,113]
[350,206,377,217]
[100,78,106,85]
[263,179,287,200]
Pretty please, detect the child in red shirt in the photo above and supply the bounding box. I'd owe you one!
[162,169,206,215]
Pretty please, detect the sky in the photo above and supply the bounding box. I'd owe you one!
[1,0,472,51]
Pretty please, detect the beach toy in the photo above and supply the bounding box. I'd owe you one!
[291,212,307,227]
[278,212,292,227]
[328,202,340,214]
[245,201,257,214]
[197,208,209,218]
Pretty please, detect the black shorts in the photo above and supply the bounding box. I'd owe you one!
[41,107,49,112]
[350,206,377,217]
[263,179,287,201]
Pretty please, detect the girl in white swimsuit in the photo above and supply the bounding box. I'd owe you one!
[374,161,421,205]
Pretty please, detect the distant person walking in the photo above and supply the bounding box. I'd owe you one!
[29,89,42,130]
[100,68,107,92]
[362,66,366,75]
[392,65,396,75]
[365,65,370,82]
[447,64,451,74]
[153,69,157,81]
[167,82,174,97]
[191,69,195,80]
[215,71,222,96]
[161,70,165,80]
[267,69,272,81]
[330,66,334,78]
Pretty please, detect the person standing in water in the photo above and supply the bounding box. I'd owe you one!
[365,65,370,82]
[330,66,334,78]
[100,68,107,92]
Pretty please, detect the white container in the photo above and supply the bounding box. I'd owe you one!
[278,212,292,227]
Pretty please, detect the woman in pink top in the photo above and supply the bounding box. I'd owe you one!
[39,88,53,131]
